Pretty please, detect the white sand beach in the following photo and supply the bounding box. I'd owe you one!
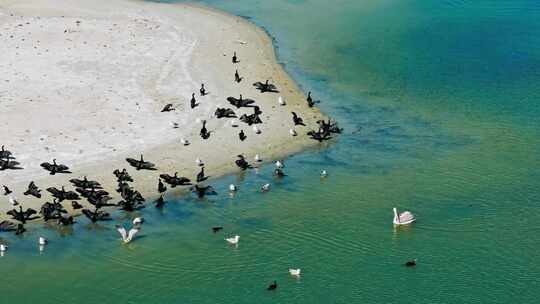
[0,0,326,218]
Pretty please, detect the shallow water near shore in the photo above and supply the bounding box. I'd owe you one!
[2,0,540,303]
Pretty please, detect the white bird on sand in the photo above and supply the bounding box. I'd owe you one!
[39,237,48,246]
[254,154,262,162]
[180,138,190,146]
[261,183,271,192]
[7,195,18,206]
[229,184,237,192]
[0,244,7,252]
[132,217,144,226]
[225,235,240,245]
[289,268,301,277]
[275,160,284,169]
[230,119,239,127]
[116,224,140,244]
[196,157,204,166]
[278,96,286,106]
[253,125,261,134]
[289,128,297,136]
[393,207,416,225]
[320,170,328,178]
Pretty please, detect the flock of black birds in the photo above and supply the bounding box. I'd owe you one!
[0,50,345,290]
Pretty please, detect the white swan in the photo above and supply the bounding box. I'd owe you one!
[229,184,237,192]
[39,237,48,245]
[132,217,144,226]
[196,157,204,166]
[225,235,239,245]
[230,119,238,127]
[7,195,18,206]
[278,96,286,106]
[261,183,271,192]
[289,268,301,277]
[253,125,261,134]
[180,138,190,146]
[254,154,262,162]
[289,129,297,136]
[393,207,416,225]
[116,225,140,244]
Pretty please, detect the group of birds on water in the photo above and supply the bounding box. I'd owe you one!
[0,50,416,290]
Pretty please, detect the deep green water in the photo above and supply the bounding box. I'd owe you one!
[1,0,539,303]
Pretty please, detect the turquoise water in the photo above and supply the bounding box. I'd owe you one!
[1,0,540,303]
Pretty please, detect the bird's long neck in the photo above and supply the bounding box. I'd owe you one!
[393,208,399,223]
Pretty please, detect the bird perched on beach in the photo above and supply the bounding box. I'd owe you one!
[235,155,252,170]
[239,130,247,141]
[253,80,279,93]
[254,154,262,162]
[278,96,286,106]
[190,93,198,109]
[158,179,167,193]
[126,154,157,170]
[180,138,190,146]
[225,235,239,245]
[252,125,261,134]
[306,91,319,107]
[234,69,242,83]
[7,195,19,207]
[200,83,207,96]
[24,181,42,198]
[289,129,297,136]
[196,167,208,183]
[232,51,239,64]
[71,201,83,210]
[267,281,278,291]
[2,185,12,196]
[292,112,306,126]
[161,104,175,112]
[40,159,71,175]
[200,120,211,139]
[116,224,140,244]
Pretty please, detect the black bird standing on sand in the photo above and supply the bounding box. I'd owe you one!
[200,83,207,96]
[190,93,198,109]
[234,69,242,83]
[196,167,208,183]
[232,51,239,63]
[161,104,175,112]
[71,201,83,210]
[267,281,278,291]
[239,130,247,141]
[158,179,167,193]
[235,155,252,170]
[3,185,12,195]
[292,112,306,126]
[200,120,211,139]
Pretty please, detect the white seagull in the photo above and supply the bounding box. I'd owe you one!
[39,237,48,246]
[253,125,261,134]
[289,268,301,277]
[393,207,416,225]
[132,217,144,226]
[116,225,140,244]
[278,96,286,106]
[275,160,284,169]
[180,138,190,146]
[230,119,239,127]
[254,154,262,162]
[261,183,271,192]
[289,129,297,136]
[225,235,240,245]
[196,157,204,166]
[0,244,7,252]
[229,184,237,192]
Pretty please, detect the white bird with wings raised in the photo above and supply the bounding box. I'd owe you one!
[116,224,140,244]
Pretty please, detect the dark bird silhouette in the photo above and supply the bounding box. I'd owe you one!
[190,93,198,109]
[239,130,247,141]
[200,83,207,96]
[0,220,17,232]
[253,80,279,93]
[0,145,12,159]
[40,200,67,221]
[126,154,157,170]
[191,184,217,199]
[40,159,71,175]
[69,176,102,189]
[232,51,239,63]
[267,281,278,291]
[306,91,320,107]
[160,172,192,187]
[212,226,223,233]
[71,201,83,210]
[196,167,208,183]
[47,186,80,202]
[7,206,39,224]
[227,95,256,108]
[23,181,42,198]
[235,155,252,170]
[15,223,26,235]
[158,179,167,193]
[3,185,12,196]
[274,168,287,178]
[154,195,166,208]
[0,158,23,171]
[214,108,237,118]
[200,120,211,139]
[113,168,133,182]
[317,119,343,134]
[405,259,417,267]
[234,69,242,83]
[307,130,332,142]
[292,112,306,126]
[161,103,175,112]
[58,215,75,226]
[82,208,111,223]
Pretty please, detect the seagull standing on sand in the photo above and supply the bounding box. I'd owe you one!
[278,96,286,106]
[289,129,297,136]
[253,125,261,134]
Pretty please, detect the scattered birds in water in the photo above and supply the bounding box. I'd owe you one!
[275,160,284,169]
[39,236,48,246]
[267,281,278,291]
[191,184,217,199]
[225,235,239,245]
[289,268,301,277]
[0,244,7,252]
[154,195,166,208]
[274,169,286,178]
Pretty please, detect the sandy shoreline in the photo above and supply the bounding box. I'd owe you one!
[0,0,326,220]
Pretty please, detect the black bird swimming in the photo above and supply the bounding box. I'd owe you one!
[71,201,83,210]
[40,159,71,175]
[159,172,192,187]
[47,186,80,202]
[161,103,175,112]
[154,195,166,208]
[227,95,256,108]
[253,80,279,93]
[405,259,417,267]
[239,130,247,141]
[214,108,237,119]
[200,83,207,96]
[3,185,12,196]
[200,120,211,139]
[234,69,242,83]
[113,168,133,182]
[190,93,198,109]
[274,168,287,178]
[191,184,217,199]
[196,167,208,183]
[292,112,306,126]
[126,154,157,170]
[267,281,278,291]
[82,208,111,223]
[212,226,223,233]
[232,51,239,63]
[70,176,102,189]
[24,181,42,198]
[158,179,167,193]
[235,155,252,170]
[0,220,16,232]
[7,206,39,224]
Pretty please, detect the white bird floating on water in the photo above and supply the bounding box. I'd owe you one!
[230,119,239,127]
[253,125,261,134]
[229,184,237,192]
[116,225,140,244]
[8,195,18,206]
[289,128,297,136]
[393,207,416,225]
[180,138,190,146]
[39,237,48,246]
[275,160,284,169]
[320,170,328,178]
[261,183,271,192]
[132,217,144,226]
[0,244,7,252]
[289,268,301,277]
[254,154,262,162]
[225,235,240,245]
[196,157,204,166]
[278,96,286,106]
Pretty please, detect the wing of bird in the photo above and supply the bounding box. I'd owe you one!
[126,228,139,243]
[116,225,127,241]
